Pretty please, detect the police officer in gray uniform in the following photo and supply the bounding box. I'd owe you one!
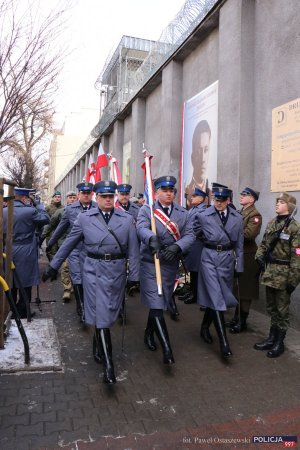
[193,186,244,358]
[183,187,207,304]
[136,176,194,365]
[3,187,50,318]
[116,183,140,222]
[46,182,97,322]
[43,181,140,384]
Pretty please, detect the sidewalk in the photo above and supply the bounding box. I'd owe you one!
[1,260,300,450]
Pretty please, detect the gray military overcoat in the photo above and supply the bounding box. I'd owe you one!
[193,205,244,310]
[48,200,97,284]
[136,201,194,310]
[3,201,49,288]
[117,200,140,222]
[184,202,206,272]
[49,207,140,327]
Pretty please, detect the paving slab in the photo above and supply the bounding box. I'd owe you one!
[0,257,300,449]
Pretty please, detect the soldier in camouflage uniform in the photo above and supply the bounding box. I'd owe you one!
[43,191,63,260]
[227,187,262,333]
[43,191,77,302]
[254,192,300,357]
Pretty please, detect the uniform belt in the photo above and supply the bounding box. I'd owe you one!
[87,252,125,261]
[269,259,290,266]
[204,243,233,252]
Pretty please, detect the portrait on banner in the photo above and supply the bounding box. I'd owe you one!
[180,81,218,207]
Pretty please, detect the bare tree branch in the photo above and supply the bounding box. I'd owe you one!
[0,0,71,189]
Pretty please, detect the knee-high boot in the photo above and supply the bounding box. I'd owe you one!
[213,310,232,358]
[100,328,116,384]
[93,327,104,364]
[225,306,239,328]
[73,284,85,323]
[144,315,157,351]
[153,316,175,365]
[200,308,213,344]
[229,311,248,334]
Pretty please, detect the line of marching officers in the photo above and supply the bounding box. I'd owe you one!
[43,176,243,383]
[6,176,300,385]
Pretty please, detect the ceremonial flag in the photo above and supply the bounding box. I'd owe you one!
[95,142,108,182]
[142,149,162,296]
[108,154,122,207]
[141,153,155,207]
[108,155,122,185]
[86,154,96,184]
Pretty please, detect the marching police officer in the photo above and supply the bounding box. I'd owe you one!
[116,183,140,221]
[254,193,300,357]
[43,181,140,384]
[182,187,207,305]
[3,187,50,318]
[193,186,244,358]
[136,176,194,365]
[46,182,97,322]
[227,187,262,333]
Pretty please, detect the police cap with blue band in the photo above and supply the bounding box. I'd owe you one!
[117,183,132,193]
[76,182,93,193]
[93,180,117,195]
[213,187,232,198]
[14,187,32,197]
[240,186,260,201]
[211,182,228,191]
[154,176,177,190]
[192,187,207,197]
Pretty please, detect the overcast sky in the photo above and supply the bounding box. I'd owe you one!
[53,0,186,120]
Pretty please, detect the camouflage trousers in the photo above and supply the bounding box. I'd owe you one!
[265,286,291,331]
[61,260,72,294]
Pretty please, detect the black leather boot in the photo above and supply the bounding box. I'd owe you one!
[254,325,277,351]
[169,294,179,321]
[93,328,104,364]
[178,291,192,301]
[154,316,175,364]
[183,293,196,304]
[73,284,85,323]
[144,316,157,351]
[100,328,116,384]
[267,329,286,358]
[213,311,232,358]
[200,308,213,344]
[229,311,248,334]
[225,306,239,328]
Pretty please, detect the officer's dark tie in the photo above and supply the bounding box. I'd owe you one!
[104,213,110,224]
[220,211,226,226]
[162,207,169,216]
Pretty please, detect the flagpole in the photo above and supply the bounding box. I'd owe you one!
[143,149,163,296]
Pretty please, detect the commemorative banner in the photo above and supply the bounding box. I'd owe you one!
[180,81,218,207]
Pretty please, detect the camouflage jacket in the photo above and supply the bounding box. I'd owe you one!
[42,205,65,244]
[46,201,63,218]
[256,217,300,289]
